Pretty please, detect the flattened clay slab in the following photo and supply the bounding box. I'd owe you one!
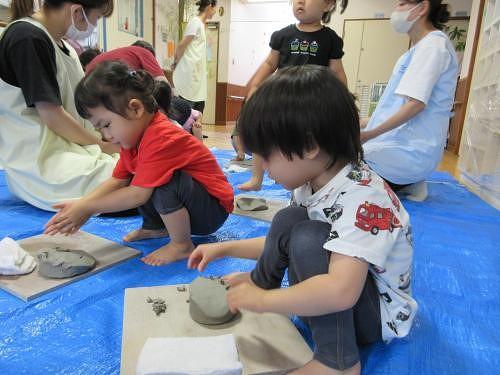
[232,195,288,222]
[121,285,313,375]
[235,197,269,212]
[189,277,237,325]
[0,231,141,301]
[37,248,96,279]
[229,159,253,168]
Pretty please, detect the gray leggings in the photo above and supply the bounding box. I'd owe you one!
[138,171,228,236]
[251,206,381,370]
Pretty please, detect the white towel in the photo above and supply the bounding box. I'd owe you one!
[136,334,243,375]
[224,165,248,173]
[0,237,36,276]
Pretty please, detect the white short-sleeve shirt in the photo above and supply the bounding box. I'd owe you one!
[292,162,418,342]
[363,31,458,184]
[173,17,207,102]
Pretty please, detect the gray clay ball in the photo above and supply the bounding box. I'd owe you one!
[189,276,236,325]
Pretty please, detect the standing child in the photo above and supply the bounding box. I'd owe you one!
[45,61,234,266]
[238,0,349,191]
[189,66,417,375]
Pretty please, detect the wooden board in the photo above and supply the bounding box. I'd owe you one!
[0,231,141,302]
[229,159,253,168]
[121,285,313,375]
[232,195,288,223]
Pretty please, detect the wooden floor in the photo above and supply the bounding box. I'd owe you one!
[203,123,461,180]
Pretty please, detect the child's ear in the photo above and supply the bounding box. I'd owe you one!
[304,145,321,160]
[127,99,145,119]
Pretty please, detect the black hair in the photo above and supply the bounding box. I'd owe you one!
[153,81,173,114]
[239,65,361,167]
[75,61,157,120]
[196,0,217,13]
[323,0,349,23]
[79,48,101,70]
[131,40,156,57]
[11,0,113,21]
[412,0,450,30]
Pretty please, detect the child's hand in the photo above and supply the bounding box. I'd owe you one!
[44,200,93,236]
[226,281,267,314]
[187,243,226,271]
[223,272,251,287]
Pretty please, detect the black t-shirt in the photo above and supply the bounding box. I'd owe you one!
[0,21,69,107]
[270,24,344,69]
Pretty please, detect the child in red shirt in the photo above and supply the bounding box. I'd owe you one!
[45,61,233,266]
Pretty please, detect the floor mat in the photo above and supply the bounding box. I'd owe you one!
[0,149,499,374]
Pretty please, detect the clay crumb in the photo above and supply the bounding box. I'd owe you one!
[177,286,186,292]
[146,297,167,316]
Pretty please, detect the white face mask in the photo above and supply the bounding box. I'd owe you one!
[390,3,422,34]
[66,6,96,41]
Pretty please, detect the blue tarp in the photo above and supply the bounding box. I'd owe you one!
[0,149,499,374]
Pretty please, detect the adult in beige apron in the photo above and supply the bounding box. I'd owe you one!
[172,1,217,105]
[0,18,118,211]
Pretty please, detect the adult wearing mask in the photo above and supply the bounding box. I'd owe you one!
[361,0,458,201]
[0,0,118,211]
[172,0,217,114]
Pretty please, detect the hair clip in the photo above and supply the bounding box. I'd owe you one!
[129,70,137,77]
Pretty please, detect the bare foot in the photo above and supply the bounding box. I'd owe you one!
[192,123,203,140]
[238,178,263,191]
[141,241,195,266]
[123,228,169,242]
[232,153,245,162]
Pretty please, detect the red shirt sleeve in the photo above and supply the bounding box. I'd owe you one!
[112,153,133,180]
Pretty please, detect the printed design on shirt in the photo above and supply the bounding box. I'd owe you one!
[398,267,411,291]
[372,265,386,274]
[323,203,343,223]
[354,202,402,235]
[405,225,413,246]
[386,320,399,335]
[396,304,412,322]
[327,230,339,241]
[299,40,309,52]
[289,39,320,56]
[310,41,319,53]
[383,181,400,211]
[347,164,372,186]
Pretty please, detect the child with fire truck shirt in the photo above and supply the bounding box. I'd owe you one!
[188,65,417,374]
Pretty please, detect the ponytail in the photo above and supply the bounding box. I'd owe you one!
[427,1,450,30]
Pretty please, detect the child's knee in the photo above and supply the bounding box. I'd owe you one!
[271,205,308,230]
[289,220,331,260]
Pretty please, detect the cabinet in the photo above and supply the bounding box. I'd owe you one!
[459,0,500,208]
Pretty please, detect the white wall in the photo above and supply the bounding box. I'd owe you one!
[102,0,154,51]
[227,0,295,86]
[226,0,473,86]
[329,0,474,33]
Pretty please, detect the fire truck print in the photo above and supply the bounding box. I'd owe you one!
[323,203,343,222]
[355,202,402,235]
[347,164,372,186]
[383,181,401,211]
